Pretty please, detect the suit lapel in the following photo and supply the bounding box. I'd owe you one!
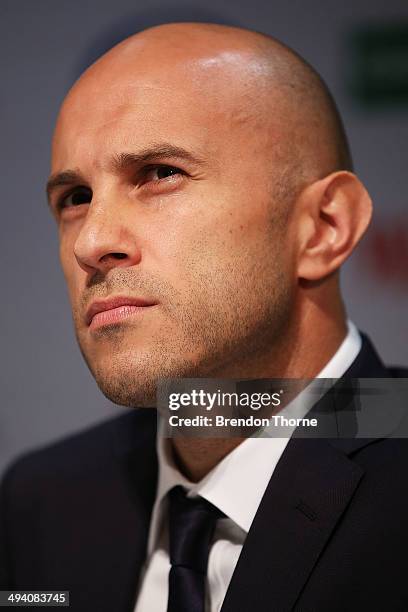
[220,437,364,612]
[221,334,390,612]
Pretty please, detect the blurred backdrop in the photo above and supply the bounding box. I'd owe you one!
[1,0,407,475]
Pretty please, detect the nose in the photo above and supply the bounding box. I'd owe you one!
[73,200,142,275]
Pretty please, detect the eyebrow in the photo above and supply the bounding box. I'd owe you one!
[110,143,206,172]
[46,143,206,204]
[46,169,84,204]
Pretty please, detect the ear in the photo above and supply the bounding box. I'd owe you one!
[296,171,372,281]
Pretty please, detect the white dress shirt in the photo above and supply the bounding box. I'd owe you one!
[134,320,362,612]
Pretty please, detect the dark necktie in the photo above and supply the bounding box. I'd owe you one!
[167,485,224,612]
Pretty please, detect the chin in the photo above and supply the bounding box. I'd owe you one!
[95,370,158,408]
[87,351,177,409]
[78,327,220,407]
[93,350,161,407]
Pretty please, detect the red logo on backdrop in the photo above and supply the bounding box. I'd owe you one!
[360,219,408,290]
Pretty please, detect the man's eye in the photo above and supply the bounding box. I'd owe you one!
[143,165,183,183]
[58,186,92,209]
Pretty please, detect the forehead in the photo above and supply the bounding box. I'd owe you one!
[51,50,272,172]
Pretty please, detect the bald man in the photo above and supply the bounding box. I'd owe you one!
[1,22,407,612]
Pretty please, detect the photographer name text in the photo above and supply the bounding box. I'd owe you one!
[167,414,318,428]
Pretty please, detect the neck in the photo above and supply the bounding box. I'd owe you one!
[171,437,245,482]
[171,287,348,482]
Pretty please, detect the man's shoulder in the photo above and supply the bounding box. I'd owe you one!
[1,409,157,497]
[387,365,408,378]
[350,331,408,378]
[353,437,408,472]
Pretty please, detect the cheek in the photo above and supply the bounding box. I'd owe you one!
[185,194,273,264]
[157,200,273,296]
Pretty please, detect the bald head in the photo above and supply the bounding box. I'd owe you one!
[57,22,352,189]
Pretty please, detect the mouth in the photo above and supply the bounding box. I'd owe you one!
[85,296,158,330]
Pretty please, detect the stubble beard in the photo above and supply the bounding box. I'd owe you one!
[73,256,292,409]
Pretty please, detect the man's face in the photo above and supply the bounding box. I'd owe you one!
[48,44,297,406]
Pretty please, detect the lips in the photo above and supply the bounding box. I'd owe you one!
[85,296,157,327]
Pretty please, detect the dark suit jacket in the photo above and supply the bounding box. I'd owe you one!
[1,334,407,611]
